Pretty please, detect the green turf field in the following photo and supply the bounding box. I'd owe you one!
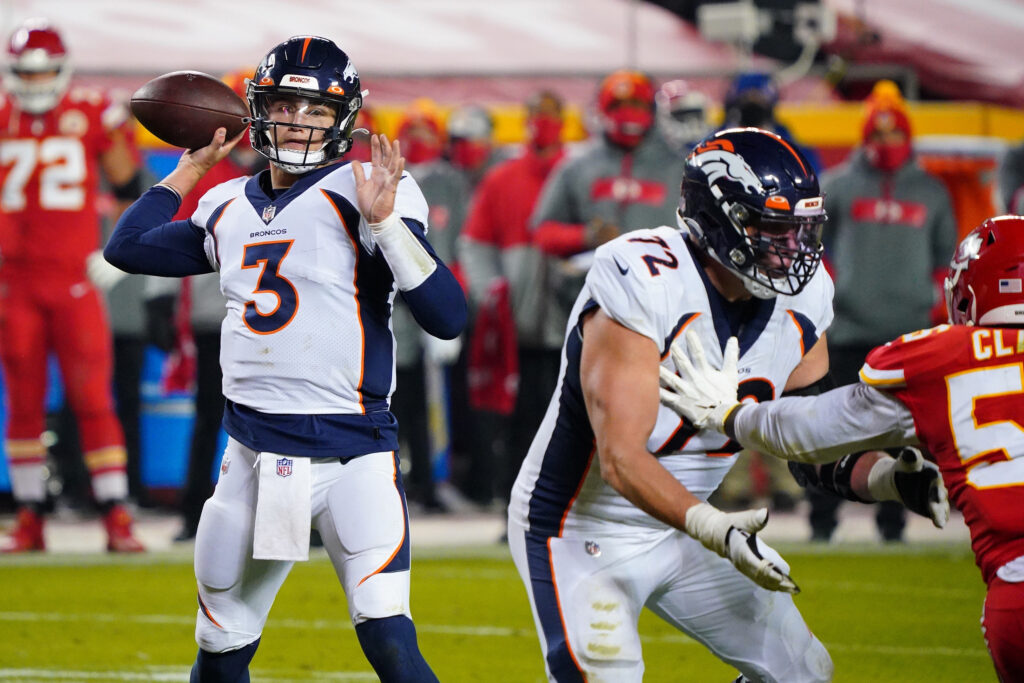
[0,542,993,682]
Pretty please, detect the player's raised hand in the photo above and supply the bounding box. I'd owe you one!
[160,127,246,198]
[659,329,740,433]
[352,134,406,224]
[684,502,799,594]
[180,127,245,176]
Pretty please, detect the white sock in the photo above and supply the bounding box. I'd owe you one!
[9,463,46,504]
[92,470,129,504]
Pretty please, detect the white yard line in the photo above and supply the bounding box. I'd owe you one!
[0,668,379,682]
[0,610,989,660]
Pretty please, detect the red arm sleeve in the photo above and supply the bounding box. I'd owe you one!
[533,220,587,257]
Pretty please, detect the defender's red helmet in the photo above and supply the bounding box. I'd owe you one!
[945,215,1024,326]
[5,19,70,113]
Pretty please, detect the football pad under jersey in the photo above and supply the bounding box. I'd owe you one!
[509,225,834,538]
[861,324,1024,583]
[189,164,430,416]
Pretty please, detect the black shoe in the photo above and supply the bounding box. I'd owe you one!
[173,524,198,543]
[809,529,833,543]
[421,497,450,514]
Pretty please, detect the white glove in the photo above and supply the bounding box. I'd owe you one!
[684,502,799,594]
[867,447,950,529]
[659,329,740,433]
[86,250,129,292]
[423,332,462,365]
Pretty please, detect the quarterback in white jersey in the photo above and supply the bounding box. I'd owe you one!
[105,37,460,683]
[508,129,943,682]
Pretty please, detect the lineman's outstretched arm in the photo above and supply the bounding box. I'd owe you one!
[582,310,797,593]
[659,331,947,527]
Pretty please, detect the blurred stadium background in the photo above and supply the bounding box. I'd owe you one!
[0,0,1019,680]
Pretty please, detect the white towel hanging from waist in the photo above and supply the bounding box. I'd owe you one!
[253,453,312,561]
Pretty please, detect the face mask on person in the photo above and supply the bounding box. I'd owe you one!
[604,104,653,149]
[862,107,913,172]
[528,113,563,150]
[449,139,490,170]
[864,139,912,172]
[403,138,442,165]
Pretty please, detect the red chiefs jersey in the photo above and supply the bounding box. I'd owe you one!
[0,87,129,273]
[861,324,1024,584]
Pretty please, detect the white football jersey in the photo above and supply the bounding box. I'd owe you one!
[190,163,430,416]
[509,226,834,537]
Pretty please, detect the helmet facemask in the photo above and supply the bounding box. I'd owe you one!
[682,189,825,300]
[249,91,358,174]
[730,202,825,298]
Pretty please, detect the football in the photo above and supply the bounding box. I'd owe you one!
[131,71,249,150]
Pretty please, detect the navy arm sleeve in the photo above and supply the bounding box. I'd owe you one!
[103,186,214,276]
[397,218,467,340]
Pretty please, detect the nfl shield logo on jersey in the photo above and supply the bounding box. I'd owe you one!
[262,205,276,223]
[276,457,293,477]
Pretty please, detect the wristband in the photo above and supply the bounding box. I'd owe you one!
[369,212,437,290]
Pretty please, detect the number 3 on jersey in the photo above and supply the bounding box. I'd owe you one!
[242,240,298,334]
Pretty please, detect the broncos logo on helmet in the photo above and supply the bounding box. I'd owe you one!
[691,148,765,196]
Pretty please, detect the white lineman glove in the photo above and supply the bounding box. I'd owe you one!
[684,502,799,594]
[659,329,740,433]
[867,447,950,529]
[86,250,129,292]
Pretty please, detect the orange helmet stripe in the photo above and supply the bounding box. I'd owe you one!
[300,37,312,62]
[760,130,808,175]
[693,139,734,155]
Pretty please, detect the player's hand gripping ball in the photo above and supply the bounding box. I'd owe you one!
[131,71,249,150]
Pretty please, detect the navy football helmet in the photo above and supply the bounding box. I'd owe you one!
[247,35,363,174]
[679,128,826,298]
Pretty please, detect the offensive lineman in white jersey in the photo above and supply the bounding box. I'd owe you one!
[507,128,947,682]
[104,36,463,682]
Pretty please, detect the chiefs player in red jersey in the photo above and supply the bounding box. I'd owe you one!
[0,19,144,552]
[660,215,1024,681]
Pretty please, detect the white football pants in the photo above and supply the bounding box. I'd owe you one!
[193,438,412,653]
[508,517,833,683]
